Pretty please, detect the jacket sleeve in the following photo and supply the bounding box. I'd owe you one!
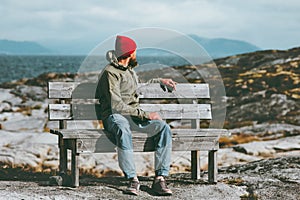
[105,71,150,119]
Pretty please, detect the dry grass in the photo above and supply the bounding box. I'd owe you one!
[219,133,260,148]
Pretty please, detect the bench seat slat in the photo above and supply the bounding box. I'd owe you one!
[48,82,210,99]
[55,129,222,152]
[77,138,219,152]
[48,104,212,120]
[50,128,231,139]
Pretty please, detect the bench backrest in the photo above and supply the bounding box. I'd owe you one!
[48,82,211,127]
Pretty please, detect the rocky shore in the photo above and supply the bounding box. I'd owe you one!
[0,47,299,199]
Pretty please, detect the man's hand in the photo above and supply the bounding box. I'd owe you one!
[160,79,177,91]
[148,112,162,120]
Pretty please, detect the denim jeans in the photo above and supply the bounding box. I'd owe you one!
[102,114,172,179]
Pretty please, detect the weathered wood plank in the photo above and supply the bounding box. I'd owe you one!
[137,83,210,99]
[52,129,221,152]
[51,128,230,139]
[58,135,68,176]
[70,140,79,187]
[208,150,218,183]
[48,82,210,99]
[75,135,219,153]
[48,104,212,120]
[49,104,72,120]
[48,82,80,99]
[141,104,212,119]
[191,151,200,179]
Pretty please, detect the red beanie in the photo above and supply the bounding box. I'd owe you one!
[115,35,137,58]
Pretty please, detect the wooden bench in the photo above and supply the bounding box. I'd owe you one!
[48,81,230,187]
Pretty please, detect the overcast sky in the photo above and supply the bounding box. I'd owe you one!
[1,0,300,52]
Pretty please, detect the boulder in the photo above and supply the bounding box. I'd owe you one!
[229,123,300,139]
[1,116,46,132]
[0,131,58,170]
[0,102,11,113]
[11,85,47,101]
[0,88,15,102]
[233,135,300,156]
[0,88,23,109]
[227,93,298,125]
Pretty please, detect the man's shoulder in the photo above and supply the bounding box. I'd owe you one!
[104,64,126,74]
[102,64,114,71]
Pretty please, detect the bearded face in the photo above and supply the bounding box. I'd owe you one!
[128,56,138,68]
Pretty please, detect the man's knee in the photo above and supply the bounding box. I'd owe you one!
[104,114,132,138]
[151,120,172,138]
[158,120,171,133]
[106,114,129,132]
[107,114,134,149]
[111,114,130,126]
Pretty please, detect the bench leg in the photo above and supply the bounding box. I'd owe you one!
[48,136,68,186]
[59,136,68,176]
[191,150,201,179]
[208,150,217,183]
[70,139,80,187]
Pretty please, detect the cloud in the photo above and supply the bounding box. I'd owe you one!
[0,0,118,40]
[0,0,299,49]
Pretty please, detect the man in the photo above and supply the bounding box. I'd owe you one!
[97,35,176,196]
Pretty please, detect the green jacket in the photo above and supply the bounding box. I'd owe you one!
[97,50,160,120]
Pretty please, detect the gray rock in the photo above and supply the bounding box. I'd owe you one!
[218,148,263,167]
[272,135,300,151]
[171,183,248,200]
[0,88,15,102]
[1,116,46,132]
[222,156,300,183]
[21,100,44,110]
[226,92,299,125]
[233,135,300,156]
[0,130,29,146]
[0,102,11,112]
[233,141,276,156]
[0,131,58,169]
[45,121,59,130]
[11,85,47,101]
[269,94,295,115]
[0,88,23,108]
[229,123,300,137]
[79,155,96,170]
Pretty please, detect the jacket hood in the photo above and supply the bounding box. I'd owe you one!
[106,50,119,66]
[106,50,138,70]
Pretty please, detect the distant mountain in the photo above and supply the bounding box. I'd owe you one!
[189,35,261,58]
[0,35,261,57]
[138,35,261,59]
[0,39,52,55]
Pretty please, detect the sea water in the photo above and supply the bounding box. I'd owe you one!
[0,55,190,83]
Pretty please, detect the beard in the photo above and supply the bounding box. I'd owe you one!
[128,57,138,68]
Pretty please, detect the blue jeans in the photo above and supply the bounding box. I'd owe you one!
[102,114,172,179]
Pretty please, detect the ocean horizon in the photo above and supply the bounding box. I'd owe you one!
[0,55,195,83]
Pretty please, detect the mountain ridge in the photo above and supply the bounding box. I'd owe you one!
[1,35,261,58]
[189,34,261,58]
[0,39,52,55]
